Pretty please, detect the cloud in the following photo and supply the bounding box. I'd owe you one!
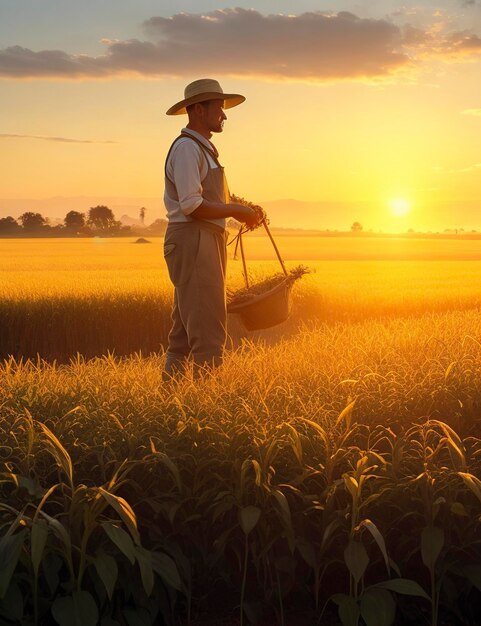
[438,31,481,56]
[0,133,117,143]
[0,9,409,82]
[461,108,481,115]
[0,46,112,79]
[0,8,479,83]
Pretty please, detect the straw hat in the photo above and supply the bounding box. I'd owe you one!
[166,78,245,116]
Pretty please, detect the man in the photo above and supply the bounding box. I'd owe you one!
[163,78,261,377]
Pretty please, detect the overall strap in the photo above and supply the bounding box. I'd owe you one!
[179,132,222,167]
[164,132,221,184]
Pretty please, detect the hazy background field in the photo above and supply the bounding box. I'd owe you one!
[1,236,481,361]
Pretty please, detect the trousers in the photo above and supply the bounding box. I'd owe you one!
[163,220,228,374]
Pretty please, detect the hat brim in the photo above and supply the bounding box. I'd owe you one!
[166,93,245,116]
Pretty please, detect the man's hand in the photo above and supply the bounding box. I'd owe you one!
[229,203,263,229]
[191,194,267,227]
[228,203,267,228]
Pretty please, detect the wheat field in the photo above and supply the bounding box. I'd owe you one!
[1,236,481,360]
[1,237,481,625]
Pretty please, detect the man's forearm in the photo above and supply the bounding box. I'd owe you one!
[191,199,254,223]
[190,199,232,220]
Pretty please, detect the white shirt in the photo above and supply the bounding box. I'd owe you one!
[164,128,220,223]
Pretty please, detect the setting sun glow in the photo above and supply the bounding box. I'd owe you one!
[389,198,412,217]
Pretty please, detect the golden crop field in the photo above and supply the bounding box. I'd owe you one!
[1,236,481,360]
[1,236,481,626]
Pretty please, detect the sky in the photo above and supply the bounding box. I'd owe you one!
[1,0,480,231]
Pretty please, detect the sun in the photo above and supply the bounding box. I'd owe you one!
[388,198,411,217]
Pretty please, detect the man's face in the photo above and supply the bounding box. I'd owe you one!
[204,99,227,133]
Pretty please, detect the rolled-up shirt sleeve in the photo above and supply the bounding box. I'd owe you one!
[170,141,207,216]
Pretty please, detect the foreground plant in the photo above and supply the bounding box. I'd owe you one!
[0,309,480,624]
[0,413,184,625]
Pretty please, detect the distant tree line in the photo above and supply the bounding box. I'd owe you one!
[0,206,168,237]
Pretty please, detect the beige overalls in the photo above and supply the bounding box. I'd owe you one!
[163,133,229,374]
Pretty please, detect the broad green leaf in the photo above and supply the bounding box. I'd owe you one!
[374,578,430,600]
[0,508,24,541]
[39,511,72,556]
[10,474,43,498]
[99,487,140,545]
[431,419,465,467]
[251,459,262,487]
[153,452,182,492]
[359,519,390,574]
[336,399,356,430]
[285,423,303,464]
[458,472,481,504]
[39,422,73,487]
[321,519,340,551]
[42,553,62,595]
[450,502,468,516]
[51,591,99,626]
[271,489,292,528]
[421,526,444,571]
[31,520,48,579]
[343,475,359,501]
[94,551,118,600]
[356,455,369,472]
[295,417,329,447]
[388,557,401,577]
[0,582,23,621]
[444,437,466,470]
[334,593,360,626]
[151,551,182,590]
[0,530,27,598]
[344,540,369,586]
[239,506,261,536]
[360,587,396,626]
[33,484,60,524]
[134,546,154,597]
[102,522,135,564]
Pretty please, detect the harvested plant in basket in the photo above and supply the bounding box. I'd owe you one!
[227,265,310,307]
[226,195,311,329]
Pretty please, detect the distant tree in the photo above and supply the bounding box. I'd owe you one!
[78,225,94,237]
[351,221,363,233]
[147,218,168,236]
[87,205,116,231]
[19,212,46,232]
[139,207,146,225]
[64,210,85,233]
[0,216,21,235]
[49,224,64,237]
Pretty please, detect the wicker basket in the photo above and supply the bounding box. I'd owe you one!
[227,277,294,331]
